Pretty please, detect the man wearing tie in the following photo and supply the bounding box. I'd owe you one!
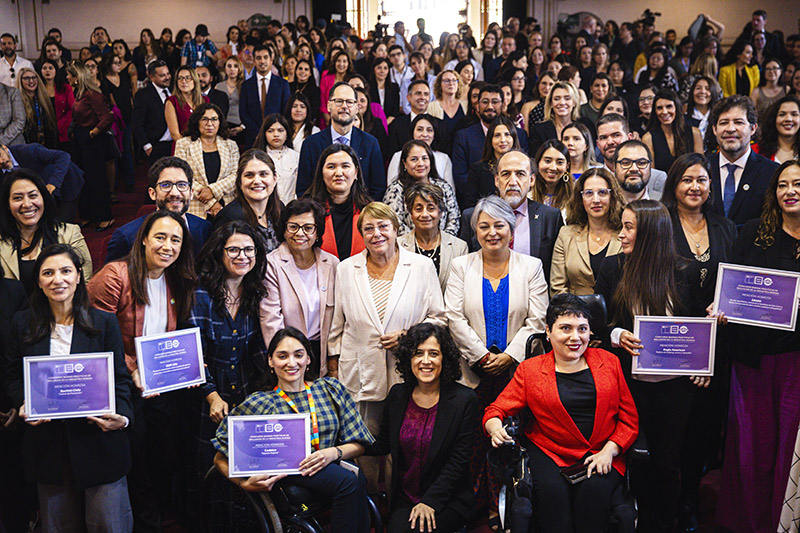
[459,150,562,283]
[707,96,779,227]
[131,60,173,164]
[296,82,386,199]
[239,44,290,147]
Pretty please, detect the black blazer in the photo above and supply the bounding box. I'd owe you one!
[707,150,779,227]
[459,198,563,283]
[205,87,230,119]
[370,81,401,118]
[670,209,737,314]
[365,382,478,517]
[464,161,497,209]
[387,113,443,157]
[3,308,133,489]
[528,117,596,159]
[131,83,169,149]
[0,279,26,412]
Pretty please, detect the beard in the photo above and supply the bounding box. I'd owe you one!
[157,196,189,215]
[620,173,647,193]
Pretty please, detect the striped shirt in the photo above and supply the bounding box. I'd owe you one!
[368,276,392,322]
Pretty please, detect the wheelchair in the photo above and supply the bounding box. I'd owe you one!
[200,465,383,533]
[487,294,650,532]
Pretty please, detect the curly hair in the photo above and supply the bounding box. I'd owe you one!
[276,198,327,247]
[756,160,800,249]
[564,167,624,229]
[196,220,268,318]
[394,323,462,386]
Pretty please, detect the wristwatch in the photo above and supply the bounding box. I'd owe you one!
[335,446,343,461]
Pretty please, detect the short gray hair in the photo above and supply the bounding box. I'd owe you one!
[470,195,517,232]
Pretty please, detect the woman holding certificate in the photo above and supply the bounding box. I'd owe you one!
[4,243,134,532]
[594,199,705,532]
[87,210,196,531]
[717,160,800,533]
[213,327,375,533]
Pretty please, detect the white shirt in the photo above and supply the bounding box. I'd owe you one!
[391,65,415,114]
[267,146,300,204]
[511,199,530,256]
[719,147,751,203]
[292,125,320,153]
[295,263,321,340]
[443,58,484,81]
[50,324,74,356]
[0,55,34,87]
[256,72,272,104]
[143,275,169,336]
[691,108,710,139]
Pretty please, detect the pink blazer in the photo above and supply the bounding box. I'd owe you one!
[262,243,339,375]
[88,261,178,372]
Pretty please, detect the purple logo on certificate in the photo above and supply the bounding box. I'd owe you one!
[25,353,114,419]
[229,415,310,476]
[634,317,716,376]
[136,328,205,394]
[718,267,799,329]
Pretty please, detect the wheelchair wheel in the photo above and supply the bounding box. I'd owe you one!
[200,466,273,533]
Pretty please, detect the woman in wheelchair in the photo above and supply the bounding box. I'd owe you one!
[211,327,376,533]
[365,323,479,533]
[484,293,639,532]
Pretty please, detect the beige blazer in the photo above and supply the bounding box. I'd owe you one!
[0,223,92,282]
[262,243,339,375]
[397,230,468,294]
[445,250,549,388]
[329,247,446,402]
[426,99,468,120]
[550,224,623,296]
[174,136,239,218]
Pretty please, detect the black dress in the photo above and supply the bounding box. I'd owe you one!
[464,161,497,209]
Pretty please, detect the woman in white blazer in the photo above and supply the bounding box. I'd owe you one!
[444,195,548,526]
[328,201,446,491]
[174,103,239,218]
[262,199,338,376]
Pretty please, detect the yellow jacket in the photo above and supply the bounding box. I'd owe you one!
[718,63,760,98]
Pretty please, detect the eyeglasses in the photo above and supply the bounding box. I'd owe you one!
[581,188,611,198]
[223,246,256,258]
[177,75,193,82]
[20,76,37,82]
[764,67,782,72]
[199,117,219,123]
[156,181,191,192]
[330,98,357,107]
[442,78,459,84]
[361,222,393,235]
[616,158,651,169]
[286,222,317,235]
[638,95,655,102]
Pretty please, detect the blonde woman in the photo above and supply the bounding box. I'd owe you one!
[426,70,467,135]
[16,67,58,148]
[529,81,590,157]
[164,65,208,143]
[215,56,245,139]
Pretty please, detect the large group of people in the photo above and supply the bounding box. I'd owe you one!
[1,8,800,533]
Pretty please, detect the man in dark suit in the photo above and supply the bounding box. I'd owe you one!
[387,79,440,155]
[131,60,173,165]
[451,84,529,205]
[2,143,85,222]
[239,44,290,147]
[460,150,562,283]
[707,95,779,227]
[296,82,386,199]
[484,33,516,82]
[105,157,211,262]
[196,65,229,117]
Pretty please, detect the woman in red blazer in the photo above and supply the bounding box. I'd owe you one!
[484,293,638,532]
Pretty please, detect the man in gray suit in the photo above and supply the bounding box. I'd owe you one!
[0,83,25,147]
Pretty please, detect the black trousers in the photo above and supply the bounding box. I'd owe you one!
[73,126,112,222]
[387,502,467,533]
[628,378,695,533]
[147,141,173,166]
[528,443,623,533]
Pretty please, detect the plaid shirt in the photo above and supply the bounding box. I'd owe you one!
[181,39,219,67]
[213,378,374,455]
[187,288,267,406]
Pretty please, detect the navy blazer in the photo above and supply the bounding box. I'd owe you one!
[707,150,778,227]
[239,74,291,147]
[3,308,133,489]
[459,198,563,283]
[452,121,529,203]
[105,212,211,263]
[365,382,478,518]
[8,143,85,202]
[295,127,386,200]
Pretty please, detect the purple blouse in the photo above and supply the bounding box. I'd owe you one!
[399,398,438,504]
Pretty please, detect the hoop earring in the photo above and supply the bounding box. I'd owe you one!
[562,172,571,183]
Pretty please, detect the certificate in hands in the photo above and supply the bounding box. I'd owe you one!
[135,328,206,395]
[713,263,800,331]
[228,414,311,477]
[633,316,716,376]
[23,352,115,420]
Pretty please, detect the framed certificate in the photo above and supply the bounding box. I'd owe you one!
[135,328,206,395]
[23,352,115,420]
[228,414,311,477]
[713,263,800,331]
[633,316,717,376]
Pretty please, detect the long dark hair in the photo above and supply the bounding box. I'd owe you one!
[397,140,441,189]
[196,221,268,318]
[480,116,520,165]
[612,200,684,323]
[305,144,371,211]
[0,169,63,256]
[661,153,713,212]
[410,113,442,152]
[564,167,624,229]
[253,113,293,151]
[283,92,315,139]
[236,149,283,229]
[530,140,572,210]
[756,160,800,249]
[258,327,318,389]
[184,102,230,141]
[23,243,99,344]
[647,89,692,157]
[37,58,69,94]
[126,210,196,320]
[757,95,800,160]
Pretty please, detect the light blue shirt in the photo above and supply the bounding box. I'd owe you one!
[331,126,353,146]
